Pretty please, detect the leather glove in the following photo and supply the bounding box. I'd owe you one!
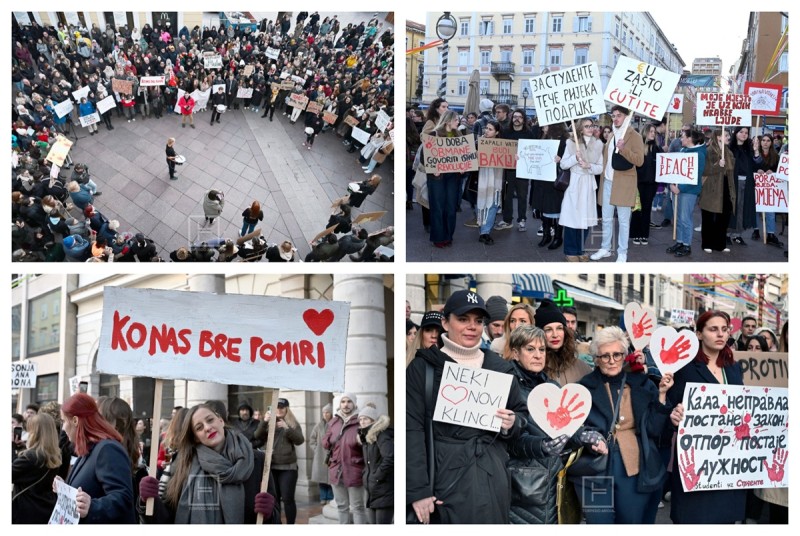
[579,429,604,447]
[139,475,159,501]
[254,492,276,516]
[541,434,569,456]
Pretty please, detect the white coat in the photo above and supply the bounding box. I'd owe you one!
[559,136,604,230]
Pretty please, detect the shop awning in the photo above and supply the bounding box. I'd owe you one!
[513,274,554,299]
[552,280,625,311]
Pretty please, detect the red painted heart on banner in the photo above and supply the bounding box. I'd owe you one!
[303,309,334,336]
[730,317,742,335]
[441,385,468,405]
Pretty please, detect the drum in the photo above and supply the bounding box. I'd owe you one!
[216,104,227,113]
[304,127,315,135]
[174,155,186,165]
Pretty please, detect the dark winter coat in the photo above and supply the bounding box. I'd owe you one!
[322,412,364,488]
[729,141,758,230]
[254,419,304,465]
[67,439,136,523]
[12,450,66,523]
[406,345,526,524]
[531,136,567,214]
[358,415,393,509]
[233,417,263,449]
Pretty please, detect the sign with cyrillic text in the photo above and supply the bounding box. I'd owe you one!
[529,62,605,126]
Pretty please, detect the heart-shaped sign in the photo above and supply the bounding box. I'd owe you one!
[302,308,334,336]
[730,317,742,335]
[624,302,657,350]
[441,385,468,405]
[650,326,699,375]
[527,383,592,439]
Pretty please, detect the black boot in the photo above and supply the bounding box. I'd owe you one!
[548,223,563,250]
[538,218,552,247]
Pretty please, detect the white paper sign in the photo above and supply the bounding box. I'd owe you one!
[656,152,699,185]
[517,139,560,180]
[97,287,349,392]
[755,173,788,213]
[528,62,606,126]
[204,55,223,69]
[351,127,371,145]
[528,383,592,439]
[650,326,699,375]
[678,383,789,492]
[291,75,306,84]
[192,88,211,110]
[11,362,37,388]
[604,56,681,120]
[774,153,789,182]
[433,361,513,432]
[48,480,80,525]
[212,83,225,94]
[265,47,280,60]
[71,85,90,102]
[96,95,116,115]
[671,308,696,326]
[668,93,684,113]
[280,71,290,79]
[54,99,74,118]
[696,93,752,127]
[139,75,165,87]
[237,87,253,99]
[173,89,185,114]
[375,110,391,132]
[50,163,61,179]
[624,302,656,351]
[79,112,101,128]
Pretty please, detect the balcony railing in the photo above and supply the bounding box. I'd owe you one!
[485,93,518,106]
[490,61,516,75]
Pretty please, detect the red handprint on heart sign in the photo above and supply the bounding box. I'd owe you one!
[660,335,692,365]
[763,448,788,483]
[679,446,704,491]
[544,388,586,430]
[630,310,654,340]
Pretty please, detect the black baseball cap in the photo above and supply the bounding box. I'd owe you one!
[442,290,488,318]
[277,398,289,408]
[419,311,445,332]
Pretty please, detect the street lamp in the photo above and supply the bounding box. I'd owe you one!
[435,12,457,98]
[522,86,529,115]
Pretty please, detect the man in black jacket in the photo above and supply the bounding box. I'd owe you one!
[210,86,226,124]
[233,402,264,449]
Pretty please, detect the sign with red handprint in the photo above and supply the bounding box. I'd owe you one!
[669,93,684,114]
[527,383,592,439]
[623,302,656,350]
[650,326,699,375]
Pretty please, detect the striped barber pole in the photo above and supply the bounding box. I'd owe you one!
[439,45,448,98]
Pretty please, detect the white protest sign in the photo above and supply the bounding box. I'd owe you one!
[54,99,74,118]
[528,383,591,439]
[375,110,391,132]
[50,163,60,179]
[678,383,788,492]
[193,88,211,110]
[775,153,789,182]
[11,362,37,388]
[668,93,684,114]
[744,82,783,116]
[48,479,80,525]
[433,361,513,432]
[351,127,371,145]
[173,89,185,114]
[305,69,313,76]
[279,71,290,79]
[71,85,90,102]
[96,95,116,115]
[139,75,165,87]
[69,375,82,395]
[696,93,752,127]
[669,308,695,326]
[97,287,349,392]
[79,112,101,128]
[656,152,699,185]
[624,302,656,350]
[605,56,681,120]
[265,47,280,60]
[650,326,698,375]
[516,139,560,180]
[237,87,253,99]
[528,62,605,126]
[755,173,788,213]
[291,75,306,84]
[212,83,225,94]
[204,55,223,69]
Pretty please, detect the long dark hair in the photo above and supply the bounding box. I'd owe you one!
[695,310,734,367]
[97,396,139,474]
[758,134,779,170]
[426,97,446,123]
[544,326,578,378]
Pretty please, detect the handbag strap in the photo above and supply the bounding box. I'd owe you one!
[12,467,51,502]
[424,360,435,495]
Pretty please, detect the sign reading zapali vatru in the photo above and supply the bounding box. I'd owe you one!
[97,287,349,392]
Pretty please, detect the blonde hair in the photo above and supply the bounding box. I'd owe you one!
[502,303,536,359]
[23,413,62,470]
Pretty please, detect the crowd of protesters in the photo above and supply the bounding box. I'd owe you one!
[12,12,394,262]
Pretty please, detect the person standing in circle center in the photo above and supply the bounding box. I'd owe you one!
[165,138,178,180]
[202,189,224,225]
[240,200,263,237]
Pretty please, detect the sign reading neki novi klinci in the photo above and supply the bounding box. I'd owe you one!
[97,287,349,392]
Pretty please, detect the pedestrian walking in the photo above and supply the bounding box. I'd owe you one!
[165,137,178,180]
[202,189,224,225]
[240,200,263,237]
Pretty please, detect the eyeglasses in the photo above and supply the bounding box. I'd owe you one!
[596,352,626,362]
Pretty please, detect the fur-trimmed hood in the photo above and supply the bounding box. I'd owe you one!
[358,414,391,445]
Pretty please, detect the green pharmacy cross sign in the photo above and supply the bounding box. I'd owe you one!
[553,289,573,307]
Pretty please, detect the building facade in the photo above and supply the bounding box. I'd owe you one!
[406,19,426,103]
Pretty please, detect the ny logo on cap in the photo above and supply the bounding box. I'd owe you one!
[466,293,478,304]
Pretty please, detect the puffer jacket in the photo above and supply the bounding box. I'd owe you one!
[322,412,364,487]
[254,419,304,466]
[358,415,393,509]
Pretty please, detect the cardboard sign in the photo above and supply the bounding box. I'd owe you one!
[433,361,513,432]
[478,138,518,169]
[54,99,73,118]
[71,85,90,101]
[280,79,294,91]
[649,326,699,375]
[140,75,165,87]
[656,152,699,185]
[344,115,360,127]
[204,55,223,69]
[516,139,560,180]
[755,173,788,213]
[678,383,788,492]
[11,362,37,388]
[352,211,387,225]
[668,94,684,114]
[528,383,592,439]
[744,82,783,116]
[289,93,308,108]
[306,101,323,115]
[351,127,371,145]
[243,64,255,77]
[696,93,752,127]
[421,134,479,174]
[97,287,349,392]
[735,351,788,388]
[624,302,656,350]
[671,308,696,326]
[528,62,605,126]
[604,57,681,120]
[322,111,338,124]
[79,112,101,128]
[375,110,391,132]
[111,78,134,96]
[774,153,789,182]
[237,87,253,99]
[265,47,280,60]
[311,224,338,245]
[45,135,73,166]
[96,95,116,115]
[48,480,80,525]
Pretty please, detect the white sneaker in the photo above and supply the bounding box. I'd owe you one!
[494,221,513,231]
[590,249,612,261]
[518,219,527,232]
[703,248,712,253]
[536,225,544,236]
[694,225,702,232]
[616,253,627,263]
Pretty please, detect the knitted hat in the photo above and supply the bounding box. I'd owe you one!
[339,392,357,406]
[359,406,378,422]
[485,296,509,323]
[535,299,567,329]
[63,235,75,248]
[322,404,332,413]
[443,290,488,318]
[479,98,494,113]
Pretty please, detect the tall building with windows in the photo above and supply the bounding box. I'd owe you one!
[420,11,685,117]
[407,20,426,103]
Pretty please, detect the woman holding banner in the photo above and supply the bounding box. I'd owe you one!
[699,130,735,253]
[426,110,464,248]
[667,310,746,523]
[560,117,604,261]
[475,119,504,245]
[727,126,758,246]
[665,129,706,257]
[77,96,99,135]
[753,134,784,247]
[630,123,662,246]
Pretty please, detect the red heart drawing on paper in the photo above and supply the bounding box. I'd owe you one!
[528,383,592,439]
[303,309,334,336]
[730,317,742,335]
[624,302,657,350]
[650,326,699,375]
[441,385,468,405]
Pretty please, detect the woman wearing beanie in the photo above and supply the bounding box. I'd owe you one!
[202,189,225,225]
[358,405,394,524]
[309,404,334,504]
[407,290,527,524]
[536,299,591,385]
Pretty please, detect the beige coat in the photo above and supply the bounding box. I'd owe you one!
[598,126,645,207]
[699,143,736,213]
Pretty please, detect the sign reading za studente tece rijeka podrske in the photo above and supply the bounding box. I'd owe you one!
[678,383,788,492]
[433,361,513,432]
[97,287,349,392]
